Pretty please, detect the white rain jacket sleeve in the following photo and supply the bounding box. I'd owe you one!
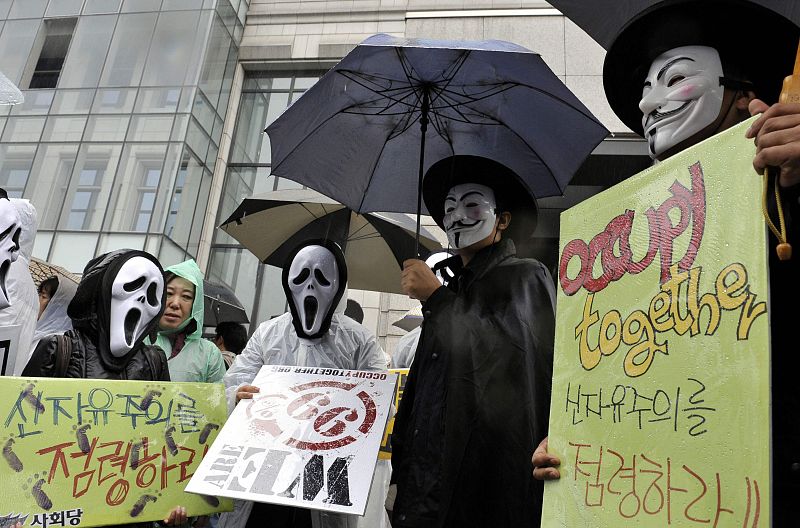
[392,326,421,369]
[0,200,39,375]
[219,311,386,528]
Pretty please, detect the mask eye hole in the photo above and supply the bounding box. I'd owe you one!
[146,282,159,306]
[124,277,146,292]
[292,268,310,285]
[667,75,685,87]
[314,269,330,286]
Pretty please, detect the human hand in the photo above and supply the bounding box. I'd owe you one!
[163,506,188,526]
[236,385,260,403]
[746,99,800,188]
[401,259,441,301]
[531,436,561,481]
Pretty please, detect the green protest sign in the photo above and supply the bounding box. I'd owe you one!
[0,377,232,527]
[542,119,771,526]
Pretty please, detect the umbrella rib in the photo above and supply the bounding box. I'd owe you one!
[356,126,396,213]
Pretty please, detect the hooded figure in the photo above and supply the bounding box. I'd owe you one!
[220,240,387,528]
[30,276,77,356]
[390,155,555,528]
[23,249,169,380]
[152,259,225,384]
[0,198,39,375]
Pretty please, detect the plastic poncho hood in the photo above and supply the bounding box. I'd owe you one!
[162,258,205,340]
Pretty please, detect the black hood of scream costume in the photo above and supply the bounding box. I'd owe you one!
[423,155,538,248]
[67,249,165,372]
[601,0,799,135]
[281,239,348,340]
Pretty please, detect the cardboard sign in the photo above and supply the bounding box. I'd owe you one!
[0,377,231,527]
[542,119,771,527]
[379,368,408,460]
[186,365,397,515]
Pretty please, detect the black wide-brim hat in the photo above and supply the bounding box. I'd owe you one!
[422,155,538,244]
[604,0,799,136]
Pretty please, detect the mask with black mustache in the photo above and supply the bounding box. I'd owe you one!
[639,45,725,159]
[443,183,498,249]
[0,197,21,310]
[109,256,164,357]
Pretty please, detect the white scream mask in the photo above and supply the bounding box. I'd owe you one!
[443,183,498,249]
[0,199,21,310]
[287,245,341,338]
[109,256,163,357]
[640,46,725,159]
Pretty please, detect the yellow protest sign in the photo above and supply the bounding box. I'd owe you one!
[542,119,771,527]
[379,368,409,460]
[0,377,232,527]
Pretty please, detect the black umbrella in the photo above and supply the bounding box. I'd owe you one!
[203,280,249,327]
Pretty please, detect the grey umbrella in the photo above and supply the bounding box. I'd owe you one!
[220,189,443,294]
[203,280,249,327]
[266,34,608,251]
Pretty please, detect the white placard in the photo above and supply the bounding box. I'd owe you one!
[0,324,21,375]
[186,365,397,515]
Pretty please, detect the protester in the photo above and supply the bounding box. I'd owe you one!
[388,156,555,527]
[219,239,386,528]
[213,321,247,369]
[0,194,39,376]
[532,1,800,523]
[31,276,76,354]
[37,277,58,320]
[153,259,225,384]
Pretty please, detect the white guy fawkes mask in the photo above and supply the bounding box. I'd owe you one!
[287,245,341,338]
[109,256,163,357]
[640,46,725,159]
[0,199,21,310]
[443,183,498,249]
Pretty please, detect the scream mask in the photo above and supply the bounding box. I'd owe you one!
[109,256,163,357]
[0,196,21,310]
[640,46,725,159]
[443,183,498,249]
[282,240,347,339]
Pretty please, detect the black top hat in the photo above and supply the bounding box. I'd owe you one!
[603,0,799,136]
[422,155,538,245]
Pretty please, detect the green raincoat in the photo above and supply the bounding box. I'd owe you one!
[154,259,225,384]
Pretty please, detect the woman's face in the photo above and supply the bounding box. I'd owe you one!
[160,276,195,330]
[37,289,51,320]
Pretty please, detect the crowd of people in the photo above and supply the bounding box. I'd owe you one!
[1,0,799,527]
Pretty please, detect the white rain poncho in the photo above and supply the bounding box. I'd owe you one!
[393,326,421,369]
[30,275,77,355]
[0,199,38,375]
[220,305,386,528]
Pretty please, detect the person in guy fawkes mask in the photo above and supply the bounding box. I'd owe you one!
[220,239,387,528]
[387,155,555,528]
[23,249,170,381]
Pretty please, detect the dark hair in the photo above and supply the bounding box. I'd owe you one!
[344,299,364,324]
[215,322,247,354]
[38,276,59,297]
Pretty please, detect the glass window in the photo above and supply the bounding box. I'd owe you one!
[9,90,54,115]
[99,13,157,87]
[25,144,80,229]
[186,168,211,256]
[207,247,260,322]
[7,0,47,19]
[134,87,181,114]
[51,89,95,114]
[0,1,11,19]
[0,19,41,87]
[83,0,122,14]
[41,116,86,142]
[159,237,188,268]
[164,151,206,247]
[49,232,99,273]
[28,18,77,89]
[191,90,215,134]
[185,118,209,160]
[140,10,201,86]
[106,144,167,232]
[161,0,203,10]
[0,144,36,197]
[58,144,122,230]
[98,233,146,254]
[32,231,53,261]
[59,15,117,89]
[170,114,189,141]
[45,0,83,17]
[91,88,137,114]
[121,0,161,12]
[229,92,268,163]
[1,116,46,142]
[197,15,231,108]
[84,115,130,142]
[255,265,287,324]
[126,115,173,142]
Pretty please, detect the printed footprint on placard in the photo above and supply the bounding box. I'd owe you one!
[72,424,92,454]
[199,423,219,445]
[2,437,23,472]
[130,439,144,469]
[201,495,219,507]
[164,426,178,455]
[129,494,158,517]
[31,473,53,510]
[21,384,44,413]
[140,386,162,411]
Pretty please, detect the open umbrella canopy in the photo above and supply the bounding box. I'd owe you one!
[203,279,249,327]
[29,257,81,288]
[266,34,608,216]
[220,189,443,294]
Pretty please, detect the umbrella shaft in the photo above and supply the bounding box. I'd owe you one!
[415,89,430,257]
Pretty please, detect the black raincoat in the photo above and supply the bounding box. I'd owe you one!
[391,238,555,528]
[23,250,169,381]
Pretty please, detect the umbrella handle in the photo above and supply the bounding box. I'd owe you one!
[415,88,431,258]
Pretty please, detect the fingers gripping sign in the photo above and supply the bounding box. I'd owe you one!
[747,100,800,189]
[236,384,260,403]
[531,436,561,481]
